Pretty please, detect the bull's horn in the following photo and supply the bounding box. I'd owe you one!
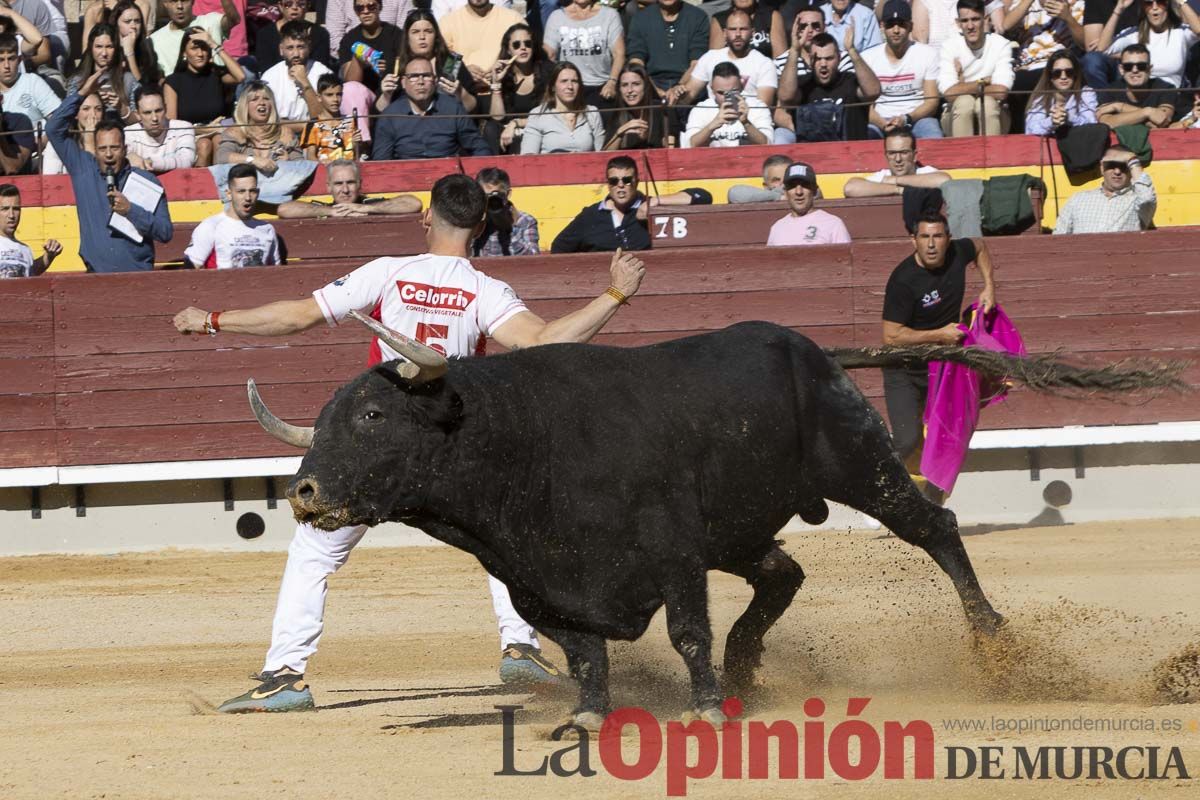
[348,309,449,383]
[247,379,314,449]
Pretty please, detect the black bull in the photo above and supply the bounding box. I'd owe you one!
[248,320,1178,723]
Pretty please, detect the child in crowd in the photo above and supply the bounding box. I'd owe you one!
[302,74,363,162]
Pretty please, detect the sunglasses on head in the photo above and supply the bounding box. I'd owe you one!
[1050,67,1075,79]
[607,176,636,186]
[1121,61,1149,72]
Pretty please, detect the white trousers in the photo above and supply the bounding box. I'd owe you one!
[262,521,540,674]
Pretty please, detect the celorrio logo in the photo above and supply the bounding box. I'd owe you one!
[397,281,475,311]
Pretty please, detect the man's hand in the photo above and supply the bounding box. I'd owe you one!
[127,152,148,170]
[935,322,966,345]
[43,240,62,263]
[843,19,856,54]
[883,115,905,131]
[173,306,209,334]
[254,156,279,176]
[331,202,368,217]
[790,15,805,53]
[666,84,688,104]
[109,190,131,215]
[609,247,646,298]
[289,63,311,90]
[1148,105,1173,127]
[978,285,996,313]
[1043,0,1068,19]
[736,96,751,123]
[379,72,399,97]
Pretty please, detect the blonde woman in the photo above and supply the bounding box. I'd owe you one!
[519,61,605,155]
[216,81,305,175]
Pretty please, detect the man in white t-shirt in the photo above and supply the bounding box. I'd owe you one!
[184,164,280,269]
[0,34,59,127]
[684,61,773,147]
[0,183,60,278]
[843,127,951,197]
[262,20,331,121]
[862,0,942,139]
[173,173,647,713]
[683,9,779,105]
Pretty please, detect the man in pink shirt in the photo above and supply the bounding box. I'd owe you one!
[766,162,852,246]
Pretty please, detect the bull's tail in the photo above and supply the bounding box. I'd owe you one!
[824,345,1190,397]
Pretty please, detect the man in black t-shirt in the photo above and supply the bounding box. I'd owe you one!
[1097,44,1188,127]
[880,211,997,495]
[782,31,879,141]
[1081,0,1141,89]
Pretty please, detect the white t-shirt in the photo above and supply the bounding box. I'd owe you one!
[0,72,61,127]
[682,95,774,147]
[1107,27,1200,88]
[866,165,941,182]
[313,254,528,363]
[0,235,33,278]
[184,214,281,269]
[692,48,779,95]
[861,42,939,119]
[263,59,334,120]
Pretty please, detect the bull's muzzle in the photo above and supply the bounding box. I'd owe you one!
[287,476,322,521]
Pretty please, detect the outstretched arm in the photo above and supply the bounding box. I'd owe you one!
[173,297,326,337]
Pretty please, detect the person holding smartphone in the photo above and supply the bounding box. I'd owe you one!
[371,56,492,159]
[682,61,773,147]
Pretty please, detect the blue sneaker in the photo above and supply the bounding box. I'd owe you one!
[499,644,565,686]
[217,668,315,713]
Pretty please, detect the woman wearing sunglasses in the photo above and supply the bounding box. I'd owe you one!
[520,61,606,154]
[1024,49,1098,133]
[543,0,625,110]
[1100,0,1200,87]
[999,0,1085,132]
[484,23,553,154]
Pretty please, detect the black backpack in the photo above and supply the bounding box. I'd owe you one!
[793,99,846,142]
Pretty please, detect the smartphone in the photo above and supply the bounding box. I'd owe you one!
[724,89,740,109]
[442,53,463,82]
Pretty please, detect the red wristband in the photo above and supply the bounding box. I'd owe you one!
[211,311,221,332]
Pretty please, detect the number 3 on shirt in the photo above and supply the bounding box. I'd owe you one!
[415,323,449,356]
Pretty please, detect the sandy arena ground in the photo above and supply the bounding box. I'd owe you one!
[2,518,1199,799]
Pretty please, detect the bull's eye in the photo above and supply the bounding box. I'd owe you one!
[362,410,383,422]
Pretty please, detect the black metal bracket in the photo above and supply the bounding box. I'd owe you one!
[75,485,86,517]
[1028,448,1040,481]
[30,486,41,519]
[224,479,234,511]
[1073,446,1086,479]
[266,477,277,510]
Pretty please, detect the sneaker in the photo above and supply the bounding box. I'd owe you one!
[499,643,565,686]
[216,668,315,713]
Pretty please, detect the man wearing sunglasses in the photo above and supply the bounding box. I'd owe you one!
[1097,43,1187,127]
[1053,145,1156,233]
[372,57,492,159]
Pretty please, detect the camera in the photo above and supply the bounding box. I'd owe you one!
[485,191,508,211]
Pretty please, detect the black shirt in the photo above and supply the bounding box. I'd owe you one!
[338,22,404,95]
[550,198,651,253]
[1083,0,1139,35]
[882,238,977,330]
[1101,77,1187,120]
[799,71,868,140]
[166,69,227,124]
[714,6,777,58]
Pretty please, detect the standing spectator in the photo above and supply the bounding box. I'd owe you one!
[338,0,402,96]
[1053,146,1156,233]
[184,164,281,269]
[67,24,139,125]
[683,9,779,105]
[603,63,669,149]
[779,30,880,142]
[325,0,413,55]
[1001,0,1086,131]
[45,77,173,272]
[683,60,773,147]
[257,0,334,74]
[914,0,1006,51]
[263,20,331,121]
[391,9,479,112]
[270,158,422,217]
[0,91,32,174]
[938,0,1016,136]
[82,0,155,45]
[1024,49,1099,133]
[125,84,197,172]
[194,0,247,60]
[0,33,57,127]
[551,155,650,252]
[482,22,553,153]
[543,0,625,109]
[165,28,247,166]
[1096,43,1184,126]
[1099,0,1200,88]
[217,82,308,168]
[863,1,942,140]
[41,91,101,174]
[823,0,883,53]
[1081,0,1140,89]
[711,0,786,59]
[0,183,59,277]
[767,161,852,246]
[108,1,162,86]
[440,0,524,75]
[150,0,240,80]
[303,75,363,162]
[843,127,951,197]
[473,167,540,256]
[626,0,710,103]
[520,61,606,153]
[727,153,793,203]
[371,57,492,159]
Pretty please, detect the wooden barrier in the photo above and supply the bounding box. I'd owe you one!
[2,229,1197,470]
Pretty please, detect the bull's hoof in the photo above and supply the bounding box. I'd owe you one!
[682,706,727,726]
[566,711,605,733]
[971,609,1006,638]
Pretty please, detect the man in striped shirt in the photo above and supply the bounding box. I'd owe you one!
[1053,146,1156,234]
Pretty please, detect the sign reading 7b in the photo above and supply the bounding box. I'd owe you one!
[653,216,689,239]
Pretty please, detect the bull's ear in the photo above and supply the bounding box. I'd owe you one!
[412,385,464,434]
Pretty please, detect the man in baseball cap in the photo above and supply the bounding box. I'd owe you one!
[860,0,943,141]
[766,162,852,246]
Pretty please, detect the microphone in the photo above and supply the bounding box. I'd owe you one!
[105,169,116,208]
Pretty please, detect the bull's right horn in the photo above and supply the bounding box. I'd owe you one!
[247,379,314,449]
[348,309,449,383]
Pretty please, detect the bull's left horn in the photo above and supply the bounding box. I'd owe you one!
[247,379,314,449]
[349,309,449,383]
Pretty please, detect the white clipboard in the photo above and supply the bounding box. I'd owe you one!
[108,171,164,244]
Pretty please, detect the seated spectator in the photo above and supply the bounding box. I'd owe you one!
[0,92,32,174]
[41,91,102,174]
[683,61,773,147]
[710,0,786,59]
[863,1,942,140]
[45,76,173,272]
[83,0,155,45]
[767,161,851,245]
[1100,0,1200,88]
[0,183,59,277]
[372,57,491,159]
[217,82,307,169]
[1081,0,1140,89]
[603,64,669,149]
[727,153,793,202]
[1000,0,1085,132]
[1096,43,1185,127]
[326,0,414,55]
[67,23,139,125]
[165,28,246,166]
[551,155,650,252]
[544,0,624,110]
[1053,146,1155,233]
[472,166,539,256]
[388,10,478,113]
[150,0,240,80]
[0,5,51,77]
[439,0,523,78]
[843,127,951,197]
[778,31,879,142]
[913,0,1006,51]
[338,0,401,96]
[263,21,331,122]
[1169,90,1200,126]
[184,163,281,268]
[938,0,1016,136]
[271,157,421,217]
[105,1,162,86]
[0,33,58,128]
[1024,50,1099,134]
[256,0,333,74]
[303,75,363,162]
[520,61,606,154]
[626,0,709,103]
[683,9,779,105]
[481,22,552,153]
[822,0,883,53]
[125,85,197,172]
